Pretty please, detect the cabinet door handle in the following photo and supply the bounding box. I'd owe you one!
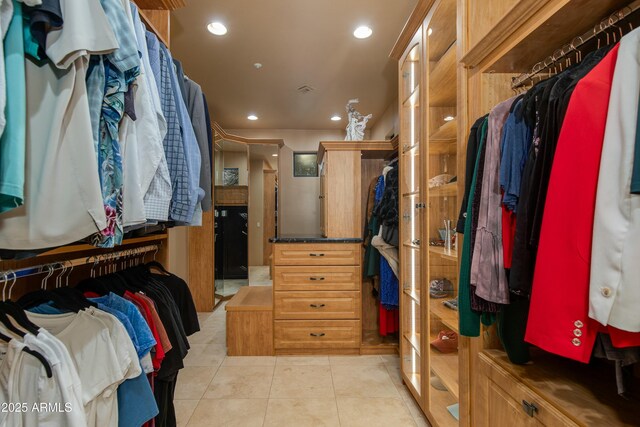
[309,277,325,281]
[310,304,326,308]
[412,239,421,246]
[521,400,538,417]
[309,253,325,257]
[310,332,326,337]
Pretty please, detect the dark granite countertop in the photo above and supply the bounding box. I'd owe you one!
[269,235,363,243]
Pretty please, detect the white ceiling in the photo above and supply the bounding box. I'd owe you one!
[170,0,418,130]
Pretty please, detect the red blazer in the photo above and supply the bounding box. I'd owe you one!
[526,44,640,363]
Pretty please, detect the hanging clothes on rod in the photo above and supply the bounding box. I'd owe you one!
[0,0,214,252]
[363,161,400,337]
[0,244,199,427]
[458,4,640,396]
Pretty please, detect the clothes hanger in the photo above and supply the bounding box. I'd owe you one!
[22,347,53,378]
[0,271,42,335]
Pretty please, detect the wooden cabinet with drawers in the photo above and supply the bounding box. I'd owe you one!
[476,350,638,427]
[272,242,362,354]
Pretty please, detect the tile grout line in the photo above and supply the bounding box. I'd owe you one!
[329,358,343,426]
[262,360,277,427]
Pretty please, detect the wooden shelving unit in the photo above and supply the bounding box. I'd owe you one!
[430,299,459,334]
[430,119,457,141]
[395,0,460,425]
[428,43,457,107]
[40,234,168,257]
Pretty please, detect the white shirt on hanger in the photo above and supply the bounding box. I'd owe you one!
[0,0,119,249]
[26,310,132,427]
[590,27,640,332]
[23,330,87,427]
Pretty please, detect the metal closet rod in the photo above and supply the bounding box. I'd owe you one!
[0,244,160,281]
[511,0,640,89]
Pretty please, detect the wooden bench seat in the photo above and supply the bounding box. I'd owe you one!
[225,286,274,356]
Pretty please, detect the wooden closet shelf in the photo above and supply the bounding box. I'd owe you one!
[429,182,457,198]
[428,245,457,261]
[137,8,170,47]
[403,87,421,108]
[430,298,459,334]
[39,234,169,257]
[404,332,422,356]
[428,388,459,427]
[430,119,457,142]
[317,141,395,164]
[427,0,457,62]
[428,43,457,107]
[461,0,629,71]
[429,332,459,399]
[404,288,421,305]
[134,0,185,10]
[403,371,422,398]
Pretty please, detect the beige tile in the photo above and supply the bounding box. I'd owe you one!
[396,386,431,426]
[222,356,277,367]
[332,364,400,398]
[276,356,330,366]
[270,365,335,398]
[329,355,384,365]
[264,399,340,427]
[183,344,226,367]
[380,354,400,366]
[188,328,225,345]
[174,366,218,400]
[174,399,199,427]
[386,364,404,387]
[337,397,416,427]
[203,365,274,399]
[186,398,268,427]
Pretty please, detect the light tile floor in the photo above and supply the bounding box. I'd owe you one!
[175,304,432,427]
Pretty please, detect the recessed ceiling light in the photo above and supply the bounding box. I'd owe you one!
[331,115,342,121]
[428,28,433,36]
[444,115,455,122]
[207,22,227,36]
[353,26,373,39]
[247,114,258,121]
[272,154,278,157]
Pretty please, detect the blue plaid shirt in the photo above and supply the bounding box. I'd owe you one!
[146,31,193,223]
[160,43,204,224]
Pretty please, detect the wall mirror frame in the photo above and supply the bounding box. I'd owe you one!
[190,123,283,306]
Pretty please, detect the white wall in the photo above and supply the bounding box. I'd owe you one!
[370,101,398,141]
[228,129,345,235]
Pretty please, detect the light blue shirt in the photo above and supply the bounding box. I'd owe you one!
[159,43,204,223]
[0,1,25,213]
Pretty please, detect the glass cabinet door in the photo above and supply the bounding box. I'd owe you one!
[425,0,460,425]
[399,34,425,401]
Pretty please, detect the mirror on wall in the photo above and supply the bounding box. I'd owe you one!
[212,129,280,299]
[213,134,249,298]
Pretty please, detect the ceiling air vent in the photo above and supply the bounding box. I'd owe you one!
[297,85,315,94]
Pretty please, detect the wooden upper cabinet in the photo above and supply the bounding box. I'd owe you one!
[467,0,520,50]
[134,0,185,10]
[317,141,394,238]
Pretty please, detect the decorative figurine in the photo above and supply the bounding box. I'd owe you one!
[345,98,372,141]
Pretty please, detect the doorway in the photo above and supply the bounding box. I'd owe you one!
[212,131,280,300]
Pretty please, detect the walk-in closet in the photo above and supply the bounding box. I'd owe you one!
[1,0,639,426]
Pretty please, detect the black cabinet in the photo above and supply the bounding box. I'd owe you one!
[214,206,248,280]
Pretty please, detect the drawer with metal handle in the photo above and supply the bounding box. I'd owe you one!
[273,243,360,266]
[273,266,360,291]
[274,320,360,349]
[274,291,360,320]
